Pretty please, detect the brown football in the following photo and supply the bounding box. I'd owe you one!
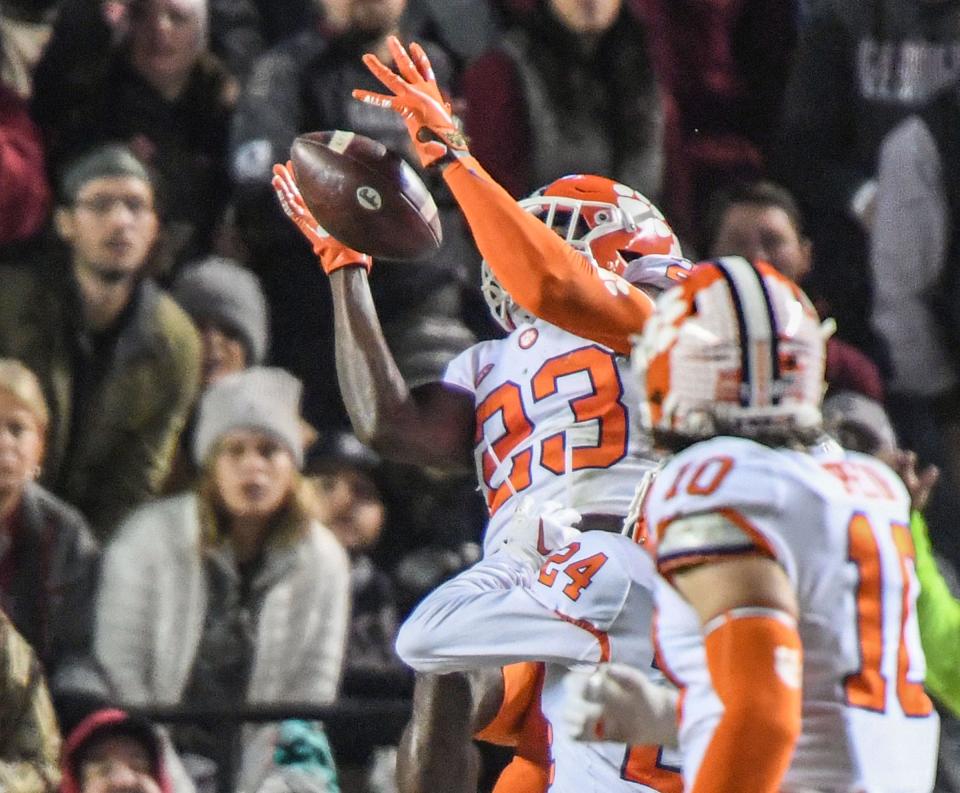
[290,130,442,261]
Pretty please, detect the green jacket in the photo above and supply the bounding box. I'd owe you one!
[0,610,61,793]
[911,509,960,716]
[0,261,201,541]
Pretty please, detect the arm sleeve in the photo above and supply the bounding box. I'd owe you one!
[0,88,50,245]
[94,516,156,704]
[870,117,955,396]
[910,511,960,716]
[297,534,351,704]
[443,156,656,354]
[395,553,610,673]
[89,315,201,540]
[691,609,802,793]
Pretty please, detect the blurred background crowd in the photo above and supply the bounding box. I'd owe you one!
[0,0,959,791]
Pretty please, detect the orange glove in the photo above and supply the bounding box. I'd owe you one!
[352,36,467,168]
[271,161,373,275]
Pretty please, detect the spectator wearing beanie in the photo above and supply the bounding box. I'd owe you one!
[165,256,269,492]
[171,257,269,386]
[95,367,349,793]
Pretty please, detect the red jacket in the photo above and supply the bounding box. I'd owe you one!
[0,84,50,244]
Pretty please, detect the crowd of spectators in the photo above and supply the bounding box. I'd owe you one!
[1,0,960,791]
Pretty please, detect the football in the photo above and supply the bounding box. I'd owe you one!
[290,130,443,261]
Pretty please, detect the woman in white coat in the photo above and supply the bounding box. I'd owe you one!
[94,367,350,793]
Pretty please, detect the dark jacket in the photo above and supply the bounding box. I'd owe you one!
[1,483,99,685]
[31,0,236,271]
[0,261,201,540]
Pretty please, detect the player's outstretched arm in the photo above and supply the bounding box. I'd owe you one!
[672,555,801,793]
[353,37,655,355]
[273,163,475,469]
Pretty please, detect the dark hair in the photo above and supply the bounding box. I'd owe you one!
[702,180,806,255]
[652,422,824,455]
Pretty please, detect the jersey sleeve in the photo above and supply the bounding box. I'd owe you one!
[645,441,793,578]
[443,156,655,354]
[441,344,479,394]
[395,535,634,672]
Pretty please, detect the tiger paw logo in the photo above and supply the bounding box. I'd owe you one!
[518,327,539,349]
[357,186,382,211]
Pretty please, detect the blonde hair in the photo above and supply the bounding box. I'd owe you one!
[195,448,319,551]
[0,360,49,433]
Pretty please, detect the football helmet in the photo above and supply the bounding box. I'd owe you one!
[482,174,682,332]
[631,256,825,440]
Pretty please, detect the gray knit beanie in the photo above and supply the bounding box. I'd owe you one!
[59,143,153,204]
[172,257,270,365]
[193,367,304,467]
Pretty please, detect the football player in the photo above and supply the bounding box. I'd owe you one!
[272,161,689,793]
[273,153,688,793]
[565,258,939,792]
[394,498,682,793]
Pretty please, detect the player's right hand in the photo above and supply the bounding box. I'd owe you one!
[353,36,467,168]
[272,161,373,275]
[563,663,679,747]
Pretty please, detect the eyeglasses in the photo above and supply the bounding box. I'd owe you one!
[73,195,155,217]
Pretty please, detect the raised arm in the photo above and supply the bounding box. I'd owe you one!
[353,36,656,355]
[272,163,474,469]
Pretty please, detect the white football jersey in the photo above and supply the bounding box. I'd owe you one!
[396,531,682,793]
[443,318,656,554]
[645,436,939,793]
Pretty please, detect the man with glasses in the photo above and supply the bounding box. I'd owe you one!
[0,143,200,541]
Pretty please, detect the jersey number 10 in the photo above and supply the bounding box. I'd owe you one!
[845,513,933,717]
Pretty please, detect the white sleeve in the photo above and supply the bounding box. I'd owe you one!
[395,553,610,673]
[441,345,478,393]
[870,115,955,396]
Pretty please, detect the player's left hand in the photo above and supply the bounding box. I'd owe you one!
[272,161,373,275]
[563,663,679,747]
[352,36,467,168]
[498,498,581,568]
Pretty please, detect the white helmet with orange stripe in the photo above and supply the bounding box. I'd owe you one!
[481,174,684,332]
[631,256,825,443]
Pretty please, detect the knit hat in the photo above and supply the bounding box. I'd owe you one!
[822,390,898,456]
[59,143,153,204]
[172,256,270,365]
[193,367,304,467]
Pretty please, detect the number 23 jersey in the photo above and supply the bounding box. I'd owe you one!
[444,318,655,554]
[645,437,939,793]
